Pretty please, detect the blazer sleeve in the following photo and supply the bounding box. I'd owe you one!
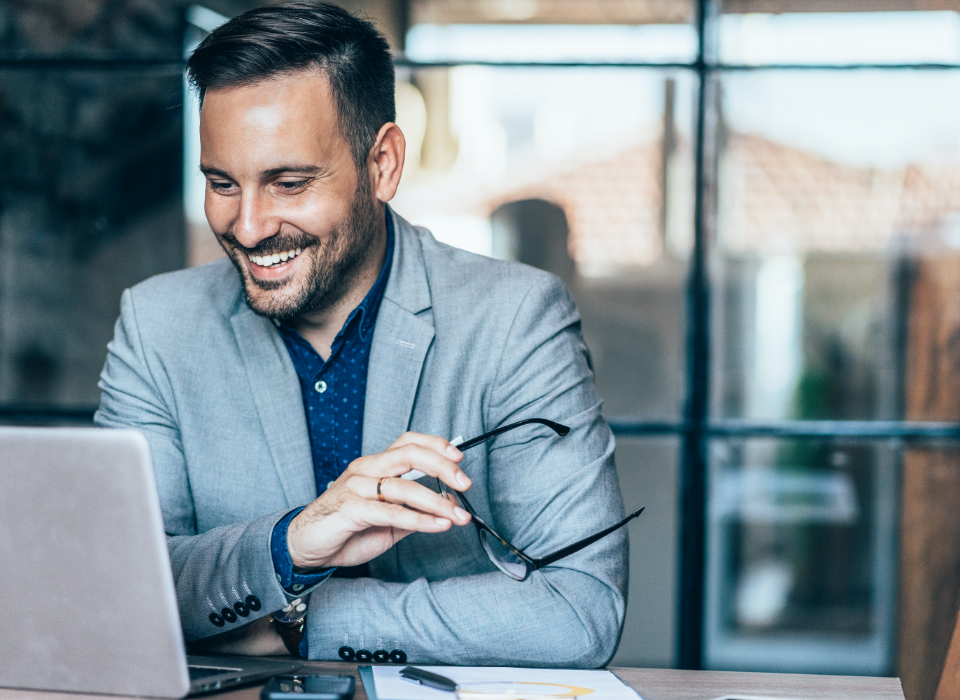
[94,288,297,642]
[303,275,628,668]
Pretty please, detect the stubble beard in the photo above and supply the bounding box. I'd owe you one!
[218,177,380,322]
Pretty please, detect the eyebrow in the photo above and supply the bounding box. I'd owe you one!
[199,164,326,179]
[261,164,325,178]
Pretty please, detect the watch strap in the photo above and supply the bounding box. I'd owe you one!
[273,615,306,657]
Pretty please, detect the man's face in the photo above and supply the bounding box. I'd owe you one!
[199,70,380,320]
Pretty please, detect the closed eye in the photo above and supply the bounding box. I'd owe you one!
[275,179,312,193]
[208,180,236,193]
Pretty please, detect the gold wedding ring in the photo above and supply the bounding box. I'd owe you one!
[377,476,390,502]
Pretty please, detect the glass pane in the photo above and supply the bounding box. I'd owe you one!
[611,436,679,668]
[395,66,695,419]
[717,8,960,65]
[0,68,185,410]
[705,437,898,675]
[408,0,696,64]
[712,70,960,420]
[405,24,698,64]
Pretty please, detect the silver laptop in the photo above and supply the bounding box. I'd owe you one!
[0,427,302,697]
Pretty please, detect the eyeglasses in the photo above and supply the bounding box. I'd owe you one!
[439,418,645,582]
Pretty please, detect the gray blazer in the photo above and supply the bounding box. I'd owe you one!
[95,209,627,667]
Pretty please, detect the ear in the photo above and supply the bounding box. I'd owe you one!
[368,122,406,203]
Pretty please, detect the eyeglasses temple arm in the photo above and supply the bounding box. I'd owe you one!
[457,418,570,452]
[532,506,645,569]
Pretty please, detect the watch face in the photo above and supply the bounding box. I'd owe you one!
[274,598,308,624]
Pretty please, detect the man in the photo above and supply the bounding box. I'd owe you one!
[95,1,627,667]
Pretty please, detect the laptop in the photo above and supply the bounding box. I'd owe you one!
[0,427,302,697]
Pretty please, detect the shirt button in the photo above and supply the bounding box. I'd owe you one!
[314,380,327,393]
[327,481,335,491]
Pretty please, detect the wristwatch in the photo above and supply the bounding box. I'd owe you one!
[273,614,306,657]
[272,597,308,658]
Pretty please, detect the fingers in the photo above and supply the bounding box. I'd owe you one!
[371,475,471,525]
[346,497,462,534]
[389,431,464,464]
[287,433,475,570]
[351,440,472,493]
[288,484,466,569]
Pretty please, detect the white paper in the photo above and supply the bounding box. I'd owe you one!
[371,666,642,700]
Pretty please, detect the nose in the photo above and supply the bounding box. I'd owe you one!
[232,189,279,250]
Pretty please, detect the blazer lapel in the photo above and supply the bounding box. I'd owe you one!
[231,310,317,506]
[362,209,435,456]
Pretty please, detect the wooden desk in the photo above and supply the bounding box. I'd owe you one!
[0,660,905,700]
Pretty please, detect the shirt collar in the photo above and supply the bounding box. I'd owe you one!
[349,208,394,343]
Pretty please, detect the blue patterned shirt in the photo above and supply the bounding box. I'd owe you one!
[269,214,395,594]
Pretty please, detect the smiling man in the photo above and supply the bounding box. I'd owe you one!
[95,1,628,667]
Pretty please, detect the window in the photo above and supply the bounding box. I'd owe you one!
[4,2,959,688]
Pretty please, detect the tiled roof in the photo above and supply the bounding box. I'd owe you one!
[490,142,665,269]
[487,132,960,268]
[721,133,960,254]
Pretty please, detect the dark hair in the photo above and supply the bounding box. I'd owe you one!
[186,1,395,169]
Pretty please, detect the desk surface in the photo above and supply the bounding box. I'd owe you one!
[0,660,905,700]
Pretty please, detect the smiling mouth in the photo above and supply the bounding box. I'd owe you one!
[246,247,303,269]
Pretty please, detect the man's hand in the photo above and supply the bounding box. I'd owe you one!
[286,432,472,570]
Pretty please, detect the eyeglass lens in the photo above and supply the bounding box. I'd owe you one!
[479,530,529,581]
[441,481,529,581]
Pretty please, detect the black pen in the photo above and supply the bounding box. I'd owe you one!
[400,666,459,693]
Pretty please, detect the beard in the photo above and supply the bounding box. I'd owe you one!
[217,176,381,322]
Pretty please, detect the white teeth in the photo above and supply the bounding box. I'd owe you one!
[249,248,301,268]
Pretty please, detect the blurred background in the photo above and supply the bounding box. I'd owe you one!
[4,1,960,697]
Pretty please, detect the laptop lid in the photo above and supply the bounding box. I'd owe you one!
[0,427,300,697]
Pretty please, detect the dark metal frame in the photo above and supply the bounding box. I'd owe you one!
[670,0,960,670]
[5,0,960,671]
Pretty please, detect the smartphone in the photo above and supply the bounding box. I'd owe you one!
[260,674,356,700]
